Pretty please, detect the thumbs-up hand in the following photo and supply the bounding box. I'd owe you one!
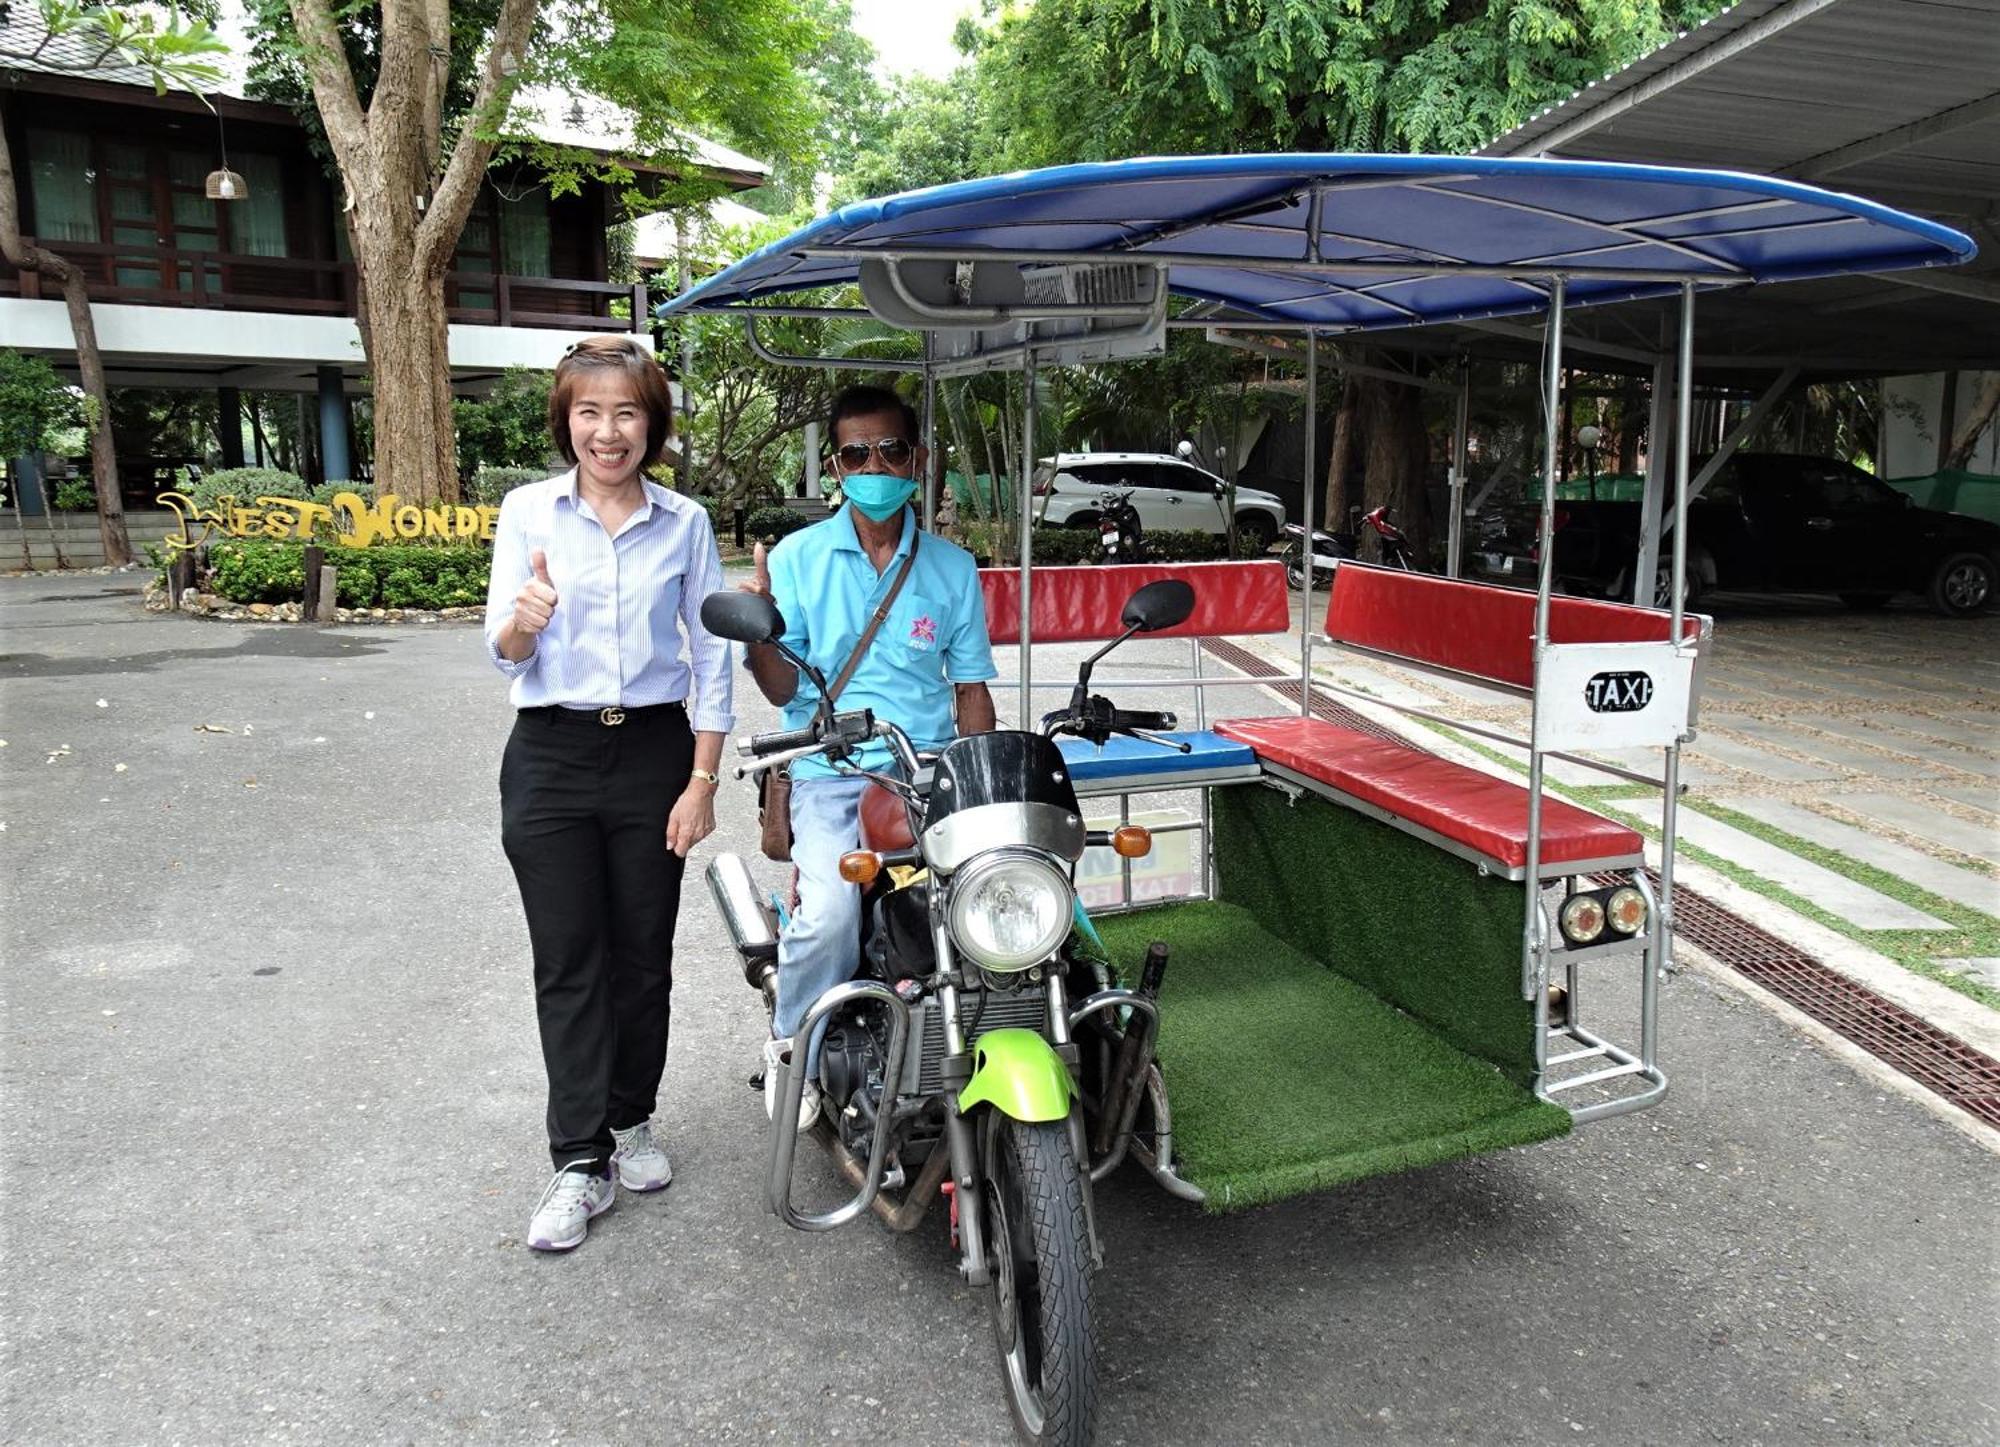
[513,547,559,635]
[739,541,773,599]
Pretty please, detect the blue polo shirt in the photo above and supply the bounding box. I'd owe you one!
[765,506,997,780]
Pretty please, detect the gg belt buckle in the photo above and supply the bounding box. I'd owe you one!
[599,706,627,726]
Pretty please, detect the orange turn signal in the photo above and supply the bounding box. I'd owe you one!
[838,851,883,885]
[1110,826,1152,859]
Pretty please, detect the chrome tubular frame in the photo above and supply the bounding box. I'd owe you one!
[1532,872,1668,1120]
[766,979,912,1232]
[1067,989,1162,1183]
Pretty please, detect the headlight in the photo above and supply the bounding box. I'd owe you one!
[947,851,1073,972]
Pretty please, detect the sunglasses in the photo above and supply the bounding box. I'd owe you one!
[834,438,914,470]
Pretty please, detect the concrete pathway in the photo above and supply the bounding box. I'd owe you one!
[1826,792,2000,868]
[1713,796,1999,917]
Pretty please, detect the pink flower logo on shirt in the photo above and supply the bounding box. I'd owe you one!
[909,614,938,649]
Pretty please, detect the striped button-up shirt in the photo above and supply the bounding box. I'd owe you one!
[483,470,734,733]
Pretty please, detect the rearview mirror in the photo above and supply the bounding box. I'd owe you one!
[1121,579,1196,633]
[701,590,783,644]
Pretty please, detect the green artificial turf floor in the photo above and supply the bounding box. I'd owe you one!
[1094,900,1572,1212]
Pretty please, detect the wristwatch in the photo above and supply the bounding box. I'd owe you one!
[690,767,721,787]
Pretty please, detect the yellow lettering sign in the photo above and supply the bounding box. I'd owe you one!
[158,490,500,551]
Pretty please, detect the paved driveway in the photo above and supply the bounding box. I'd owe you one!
[3,573,1995,1444]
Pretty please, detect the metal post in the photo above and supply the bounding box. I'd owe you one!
[1447,357,1470,577]
[1018,349,1037,716]
[920,337,937,531]
[1634,338,1673,605]
[1523,277,1565,1015]
[1652,282,1697,1064]
[1300,330,1318,714]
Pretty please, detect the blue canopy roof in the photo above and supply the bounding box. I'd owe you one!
[658,154,1975,332]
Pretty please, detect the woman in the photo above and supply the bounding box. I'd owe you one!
[483,335,732,1252]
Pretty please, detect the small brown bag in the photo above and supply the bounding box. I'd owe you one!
[758,535,921,862]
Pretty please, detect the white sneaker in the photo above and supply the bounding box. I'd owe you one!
[527,1165,614,1252]
[763,1036,821,1133]
[611,1120,672,1193]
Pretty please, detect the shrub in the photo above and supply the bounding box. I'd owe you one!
[207,539,308,603]
[744,506,812,543]
[956,524,1261,566]
[205,539,491,610]
[468,465,556,506]
[309,480,371,508]
[188,467,309,512]
[52,478,95,511]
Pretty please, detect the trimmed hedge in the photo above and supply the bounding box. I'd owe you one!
[745,506,813,543]
[203,539,491,610]
[187,467,309,511]
[958,524,1263,565]
[468,465,556,505]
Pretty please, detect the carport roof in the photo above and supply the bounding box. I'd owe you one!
[1454,0,2000,380]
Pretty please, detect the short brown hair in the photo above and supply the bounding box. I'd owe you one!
[549,336,676,470]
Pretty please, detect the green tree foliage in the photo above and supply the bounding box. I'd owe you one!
[453,368,556,483]
[968,0,1730,163]
[831,74,984,206]
[0,350,80,460]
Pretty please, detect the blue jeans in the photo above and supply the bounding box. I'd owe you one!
[775,775,872,1068]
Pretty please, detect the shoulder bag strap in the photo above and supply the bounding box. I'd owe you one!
[826,527,920,702]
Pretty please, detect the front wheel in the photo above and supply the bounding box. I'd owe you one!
[1928,551,1995,616]
[1234,512,1277,553]
[982,1115,1099,1447]
[1281,543,1333,592]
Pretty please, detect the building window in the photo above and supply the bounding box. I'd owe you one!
[25,127,99,243]
[230,153,289,257]
[499,192,551,278]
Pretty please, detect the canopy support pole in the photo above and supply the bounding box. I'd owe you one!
[1018,348,1037,716]
[1523,276,1565,1014]
[920,337,937,531]
[1653,281,1697,1070]
[1300,330,1318,714]
[1633,334,1674,606]
[1447,355,1471,577]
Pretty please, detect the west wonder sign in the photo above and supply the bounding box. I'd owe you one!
[160,491,500,552]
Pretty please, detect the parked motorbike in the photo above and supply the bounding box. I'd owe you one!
[698,579,1198,1447]
[1363,505,1418,570]
[1279,522,1354,590]
[1091,489,1145,563]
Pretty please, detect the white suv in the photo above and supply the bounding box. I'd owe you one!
[1031,453,1287,550]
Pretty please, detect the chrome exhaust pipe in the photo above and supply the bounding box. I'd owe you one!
[705,854,779,996]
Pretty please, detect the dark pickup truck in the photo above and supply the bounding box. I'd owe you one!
[1546,452,2000,616]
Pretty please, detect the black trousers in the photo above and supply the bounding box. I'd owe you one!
[500,704,694,1171]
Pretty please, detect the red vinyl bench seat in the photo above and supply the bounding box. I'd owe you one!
[1215,716,1645,878]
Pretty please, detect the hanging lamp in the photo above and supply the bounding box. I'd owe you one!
[204,103,246,201]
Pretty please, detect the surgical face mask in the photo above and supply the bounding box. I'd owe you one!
[842,472,918,522]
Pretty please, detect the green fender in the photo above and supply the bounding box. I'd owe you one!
[956,1028,1075,1123]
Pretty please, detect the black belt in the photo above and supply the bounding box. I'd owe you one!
[522,702,687,727]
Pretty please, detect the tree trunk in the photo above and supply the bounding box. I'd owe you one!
[1360,374,1430,565]
[360,259,457,501]
[1945,372,2000,471]
[1324,374,1361,533]
[0,126,133,565]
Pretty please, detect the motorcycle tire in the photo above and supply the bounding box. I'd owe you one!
[982,1114,1099,1447]
[1281,545,1333,592]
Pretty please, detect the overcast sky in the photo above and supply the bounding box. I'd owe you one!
[849,0,978,81]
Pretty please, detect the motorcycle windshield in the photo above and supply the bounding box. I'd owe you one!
[921,732,1086,870]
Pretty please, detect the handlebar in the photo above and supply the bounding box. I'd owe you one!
[1112,707,1177,733]
[740,723,821,759]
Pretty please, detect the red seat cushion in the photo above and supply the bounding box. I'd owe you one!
[1215,717,1643,873]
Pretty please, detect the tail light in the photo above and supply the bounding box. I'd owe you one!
[1031,473,1052,496]
[1552,507,1571,531]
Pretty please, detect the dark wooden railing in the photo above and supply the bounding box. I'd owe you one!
[0,238,646,333]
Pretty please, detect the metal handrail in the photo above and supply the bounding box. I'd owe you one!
[766,979,912,1231]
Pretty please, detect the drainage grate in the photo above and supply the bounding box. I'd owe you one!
[1650,875,2000,1131]
[1201,636,2000,1131]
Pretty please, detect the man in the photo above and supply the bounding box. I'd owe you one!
[742,384,998,1130]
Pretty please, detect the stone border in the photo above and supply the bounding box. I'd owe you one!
[142,580,481,626]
